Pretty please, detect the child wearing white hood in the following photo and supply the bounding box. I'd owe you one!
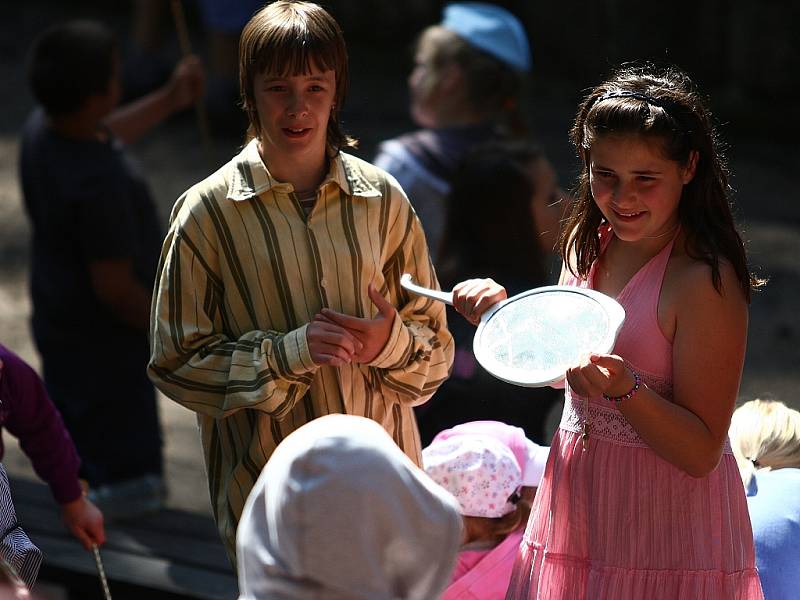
[236,414,463,600]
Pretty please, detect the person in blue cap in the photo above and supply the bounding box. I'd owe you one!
[373,2,532,263]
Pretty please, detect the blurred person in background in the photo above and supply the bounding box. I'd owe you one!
[374,2,532,260]
[416,140,566,446]
[19,20,204,518]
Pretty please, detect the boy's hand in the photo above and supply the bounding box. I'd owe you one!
[315,284,398,364]
[167,55,206,112]
[452,278,507,326]
[61,496,105,551]
[306,320,363,367]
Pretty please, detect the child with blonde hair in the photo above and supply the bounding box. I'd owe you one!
[730,399,800,599]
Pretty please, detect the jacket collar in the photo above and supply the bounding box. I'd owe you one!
[227,138,381,201]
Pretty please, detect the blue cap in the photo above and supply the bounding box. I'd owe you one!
[441,2,532,72]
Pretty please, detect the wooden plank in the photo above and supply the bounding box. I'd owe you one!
[9,476,238,598]
[118,508,223,541]
[19,503,231,572]
[33,532,237,600]
[10,477,221,542]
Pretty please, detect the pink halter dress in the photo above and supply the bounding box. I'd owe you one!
[506,228,763,599]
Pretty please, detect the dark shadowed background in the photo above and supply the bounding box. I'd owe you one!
[1,0,798,518]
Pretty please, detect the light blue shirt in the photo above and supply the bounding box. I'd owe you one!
[373,140,450,261]
[746,468,800,600]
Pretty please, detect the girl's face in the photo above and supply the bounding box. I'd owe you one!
[528,157,566,254]
[588,134,697,243]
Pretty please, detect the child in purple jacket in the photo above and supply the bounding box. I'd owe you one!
[0,344,104,550]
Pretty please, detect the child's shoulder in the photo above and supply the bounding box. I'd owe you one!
[666,248,745,311]
[339,151,407,200]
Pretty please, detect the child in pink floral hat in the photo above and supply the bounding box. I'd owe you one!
[423,424,549,599]
[431,420,549,490]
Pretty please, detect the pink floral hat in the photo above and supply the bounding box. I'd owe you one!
[422,434,522,518]
[431,421,549,488]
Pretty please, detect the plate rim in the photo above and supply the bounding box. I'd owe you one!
[472,285,626,388]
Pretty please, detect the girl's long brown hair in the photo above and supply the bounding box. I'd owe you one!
[561,64,763,301]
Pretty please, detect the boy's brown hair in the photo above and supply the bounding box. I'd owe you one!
[27,20,118,117]
[239,1,356,152]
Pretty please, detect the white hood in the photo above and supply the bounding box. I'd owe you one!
[237,414,463,600]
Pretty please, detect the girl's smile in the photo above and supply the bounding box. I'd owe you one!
[589,134,696,243]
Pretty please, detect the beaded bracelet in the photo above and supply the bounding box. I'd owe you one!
[603,371,641,403]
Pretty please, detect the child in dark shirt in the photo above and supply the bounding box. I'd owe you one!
[19,20,204,516]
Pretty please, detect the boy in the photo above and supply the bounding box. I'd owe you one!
[148,1,454,559]
[373,2,532,260]
[19,20,204,517]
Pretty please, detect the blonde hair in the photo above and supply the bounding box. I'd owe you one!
[729,399,800,487]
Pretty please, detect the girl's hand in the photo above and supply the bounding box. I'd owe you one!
[566,353,635,398]
[452,278,507,326]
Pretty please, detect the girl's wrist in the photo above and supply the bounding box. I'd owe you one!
[603,370,641,403]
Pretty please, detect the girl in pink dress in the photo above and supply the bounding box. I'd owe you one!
[450,65,765,598]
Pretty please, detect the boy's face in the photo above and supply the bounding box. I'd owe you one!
[86,52,122,120]
[408,48,439,127]
[253,63,336,169]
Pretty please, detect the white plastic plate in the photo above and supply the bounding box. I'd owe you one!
[472,286,625,387]
[400,275,626,388]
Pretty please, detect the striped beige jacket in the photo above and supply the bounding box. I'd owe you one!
[148,139,454,559]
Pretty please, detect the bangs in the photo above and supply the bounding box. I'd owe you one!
[585,98,676,143]
[251,16,344,78]
[583,96,691,162]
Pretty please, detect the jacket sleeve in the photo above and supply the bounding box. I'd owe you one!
[147,194,318,420]
[1,348,82,505]
[367,178,454,406]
